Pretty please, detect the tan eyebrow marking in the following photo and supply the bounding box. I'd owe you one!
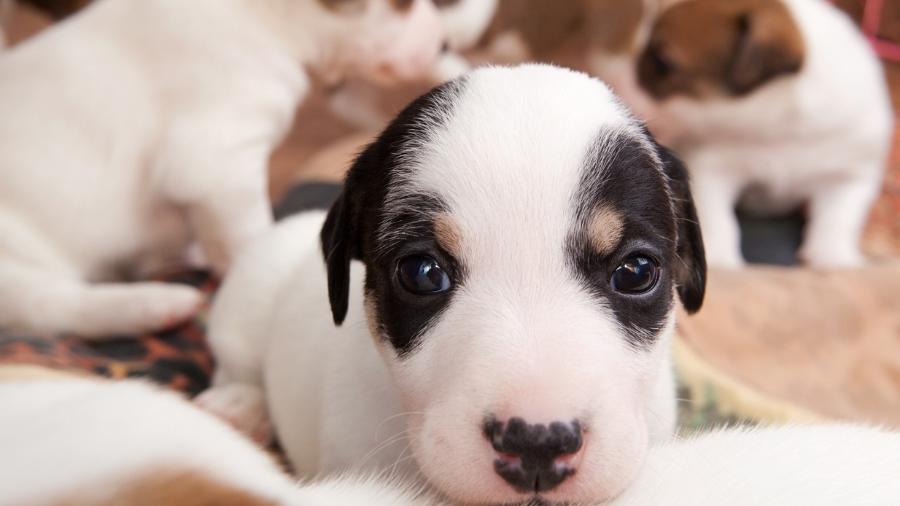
[587,205,624,255]
[433,213,463,258]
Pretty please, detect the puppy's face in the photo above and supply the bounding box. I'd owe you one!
[306,0,445,84]
[322,65,705,504]
[637,0,804,99]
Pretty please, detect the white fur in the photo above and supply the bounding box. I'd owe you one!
[201,65,680,505]
[614,425,900,506]
[5,378,898,505]
[328,0,498,129]
[595,0,892,268]
[0,0,445,337]
[0,377,441,506]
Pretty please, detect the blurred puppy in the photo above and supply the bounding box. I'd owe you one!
[633,0,892,267]
[199,64,707,505]
[328,0,498,129]
[0,0,445,337]
[0,377,440,506]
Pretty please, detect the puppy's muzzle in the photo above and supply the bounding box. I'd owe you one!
[483,417,583,494]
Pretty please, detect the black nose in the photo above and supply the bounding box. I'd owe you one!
[483,417,583,494]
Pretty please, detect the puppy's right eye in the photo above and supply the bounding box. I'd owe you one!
[397,255,452,295]
[610,255,659,295]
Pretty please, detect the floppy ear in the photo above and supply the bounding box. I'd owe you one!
[321,191,352,326]
[320,167,367,326]
[726,8,804,96]
[657,145,706,313]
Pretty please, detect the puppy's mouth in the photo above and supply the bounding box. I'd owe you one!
[512,497,571,506]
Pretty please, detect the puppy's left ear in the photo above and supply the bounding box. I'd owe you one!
[657,145,706,313]
[726,7,804,95]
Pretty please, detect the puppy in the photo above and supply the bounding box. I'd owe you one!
[632,0,892,267]
[0,377,441,506]
[0,0,446,337]
[327,0,499,129]
[199,64,707,505]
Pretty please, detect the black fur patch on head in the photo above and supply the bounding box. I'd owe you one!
[320,79,468,356]
[568,131,705,348]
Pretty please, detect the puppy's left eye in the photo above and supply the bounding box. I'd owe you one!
[397,255,452,295]
[611,256,659,294]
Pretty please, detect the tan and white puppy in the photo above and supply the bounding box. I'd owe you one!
[199,64,707,505]
[0,0,446,337]
[0,377,441,506]
[631,0,892,268]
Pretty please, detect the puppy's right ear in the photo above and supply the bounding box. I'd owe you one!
[656,144,707,313]
[726,5,804,95]
[320,185,356,326]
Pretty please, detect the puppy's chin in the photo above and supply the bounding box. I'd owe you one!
[406,406,650,505]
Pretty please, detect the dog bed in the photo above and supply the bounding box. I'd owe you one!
[676,262,900,429]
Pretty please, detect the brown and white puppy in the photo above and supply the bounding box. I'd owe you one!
[626,0,892,267]
[199,64,706,505]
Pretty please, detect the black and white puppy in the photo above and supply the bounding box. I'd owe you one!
[199,64,706,505]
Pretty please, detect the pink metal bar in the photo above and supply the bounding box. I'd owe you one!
[860,0,900,62]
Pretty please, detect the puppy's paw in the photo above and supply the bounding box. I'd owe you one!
[799,247,865,269]
[130,283,204,330]
[74,283,204,337]
[704,251,746,270]
[702,236,745,270]
[195,384,273,446]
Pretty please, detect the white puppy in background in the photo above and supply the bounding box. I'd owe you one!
[629,0,892,268]
[0,0,445,337]
[328,0,499,129]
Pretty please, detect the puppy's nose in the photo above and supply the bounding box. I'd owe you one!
[483,417,583,493]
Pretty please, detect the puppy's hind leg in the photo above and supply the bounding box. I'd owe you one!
[0,264,203,338]
[690,170,745,268]
[800,175,881,268]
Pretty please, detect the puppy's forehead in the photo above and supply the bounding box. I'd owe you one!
[385,65,654,254]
